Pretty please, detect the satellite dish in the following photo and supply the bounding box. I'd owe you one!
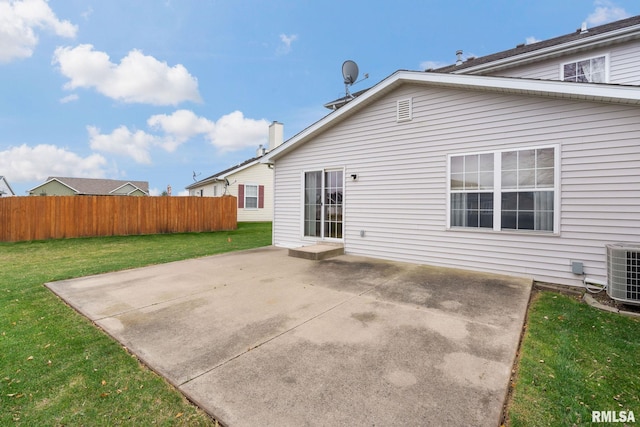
[342,60,359,85]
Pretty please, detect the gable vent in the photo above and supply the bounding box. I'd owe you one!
[397,98,413,122]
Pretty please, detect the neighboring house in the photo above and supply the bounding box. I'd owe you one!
[263,15,640,289]
[186,121,283,222]
[0,176,15,196]
[28,177,149,196]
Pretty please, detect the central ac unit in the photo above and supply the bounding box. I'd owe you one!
[606,243,640,305]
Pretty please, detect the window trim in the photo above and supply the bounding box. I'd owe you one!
[559,53,609,83]
[446,145,560,234]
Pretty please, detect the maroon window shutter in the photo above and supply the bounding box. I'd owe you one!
[238,184,244,208]
[258,185,264,208]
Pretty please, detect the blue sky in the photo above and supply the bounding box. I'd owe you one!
[1,0,639,196]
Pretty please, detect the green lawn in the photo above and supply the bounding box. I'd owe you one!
[507,291,640,426]
[0,222,271,426]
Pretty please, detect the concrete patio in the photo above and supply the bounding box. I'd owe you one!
[46,246,532,426]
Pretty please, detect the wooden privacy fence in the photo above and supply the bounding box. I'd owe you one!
[0,195,237,242]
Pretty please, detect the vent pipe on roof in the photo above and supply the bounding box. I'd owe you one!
[455,50,463,66]
[580,21,588,34]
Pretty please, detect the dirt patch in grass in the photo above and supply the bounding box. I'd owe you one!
[587,289,640,314]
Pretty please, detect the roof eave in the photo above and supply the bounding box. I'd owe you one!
[185,176,225,189]
[109,182,149,195]
[218,158,262,178]
[186,158,264,189]
[450,24,640,75]
[0,177,16,195]
[27,177,79,194]
[263,71,640,162]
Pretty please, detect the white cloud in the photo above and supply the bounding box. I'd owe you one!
[88,125,160,164]
[90,110,269,164]
[207,111,269,151]
[586,1,629,26]
[0,143,106,182]
[59,93,78,103]
[0,0,77,63]
[525,36,540,45]
[148,109,215,151]
[149,109,269,152]
[81,6,93,21]
[420,60,449,71]
[52,44,202,105]
[277,33,298,55]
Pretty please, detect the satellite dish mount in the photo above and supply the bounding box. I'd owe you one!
[342,60,359,99]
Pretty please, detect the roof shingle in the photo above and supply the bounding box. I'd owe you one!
[45,177,149,195]
[432,15,640,73]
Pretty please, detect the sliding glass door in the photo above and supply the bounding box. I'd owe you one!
[304,169,343,239]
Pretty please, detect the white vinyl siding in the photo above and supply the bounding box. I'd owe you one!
[272,83,640,287]
[229,165,273,221]
[187,162,274,222]
[188,182,222,197]
[485,41,640,85]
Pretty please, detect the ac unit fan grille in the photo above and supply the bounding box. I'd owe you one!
[606,243,640,305]
[627,251,639,300]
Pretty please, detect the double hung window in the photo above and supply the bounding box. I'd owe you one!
[449,146,557,233]
[244,184,258,209]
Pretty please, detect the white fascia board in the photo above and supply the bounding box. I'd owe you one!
[186,159,261,189]
[27,177,78,194]
[219,159,261,178]
[110,182,137,194]
[185,177,223,189]
[451,25,640,75]
[408,71,640,103]
[126,185,148,195]
[0,177,15,195]
[263,70,640,162]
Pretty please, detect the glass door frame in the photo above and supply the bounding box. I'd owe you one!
[302,168,344,242]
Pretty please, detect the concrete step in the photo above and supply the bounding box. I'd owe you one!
[288,243,344,261]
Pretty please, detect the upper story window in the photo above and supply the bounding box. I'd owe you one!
[562,55,607,83]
